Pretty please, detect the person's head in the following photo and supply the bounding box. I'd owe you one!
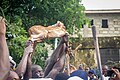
[78,64,83,70]
[31,64,44,78]
[88,70,96,79]
[54,73,70,80]
[7,71,20,80]
[70,70,88,80]
[102,65,109,76]
[85,66,90,73]
[64,64,77,74]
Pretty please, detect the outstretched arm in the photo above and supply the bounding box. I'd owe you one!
[23,53,32,80]
[0,16,10,80]
[45,43,66,79]
[15,41,34,78]
[44,35,68,78]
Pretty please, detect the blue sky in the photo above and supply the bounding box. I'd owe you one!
[81,0,120,10]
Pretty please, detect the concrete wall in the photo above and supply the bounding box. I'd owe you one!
[81,13,120,37]
[79,12,120,65]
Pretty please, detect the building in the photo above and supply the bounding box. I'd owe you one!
[81,9,120,38]
[80,9,120,65]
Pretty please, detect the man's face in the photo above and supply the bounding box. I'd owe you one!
[102,67,108,75]
[88,73,95,79]
[85,67,90,73]
[35,69,44,78]
[32,65,44,78]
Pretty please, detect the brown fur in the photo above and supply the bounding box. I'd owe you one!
[28,21,67,42]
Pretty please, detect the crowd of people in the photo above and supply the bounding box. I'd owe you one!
[0,16,120,80]
[30,64,120,80]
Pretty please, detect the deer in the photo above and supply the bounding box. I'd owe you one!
[28,21,68,42]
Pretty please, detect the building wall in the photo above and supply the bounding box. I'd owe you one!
[100,49,120,65]
[79,11,120,66]
[80,13,120,37]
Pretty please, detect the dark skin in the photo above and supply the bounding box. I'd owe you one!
[15,41,34,78]
[0,16,35,80]
[0,16,10,80]
[28,20,69,79]
[0,16,68,80]
[21,41,37,80]
[23,53,32,80]
[7,41,34,80]
[31,64,44,78]
[29,20,69,79]
[109,68,120,80]
[44,34,68,79]
[45,50,66,79]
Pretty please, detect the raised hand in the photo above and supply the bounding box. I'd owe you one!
[15,40,34,78]
[24,40,34,54]
[0,16,6,35]
[112,68,120,80]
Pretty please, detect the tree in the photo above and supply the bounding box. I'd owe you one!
[0,0,86,68]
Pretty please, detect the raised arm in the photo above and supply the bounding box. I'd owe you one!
[0,16,10,80]
[45,43,67,79]
[44,34,68,78]
[15,41,34,78]
[111,68,120,80]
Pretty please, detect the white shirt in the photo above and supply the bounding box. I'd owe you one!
[99,75,110,80]
[29,78,53,80]
[67,76,83,80]
[103,75,110,80]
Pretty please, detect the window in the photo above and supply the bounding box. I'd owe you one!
[88,19,94,28]
[91,19,94,26]
[102,19,108,28]
[82,20,86,28]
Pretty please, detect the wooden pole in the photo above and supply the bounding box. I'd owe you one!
[92,26,103,80]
